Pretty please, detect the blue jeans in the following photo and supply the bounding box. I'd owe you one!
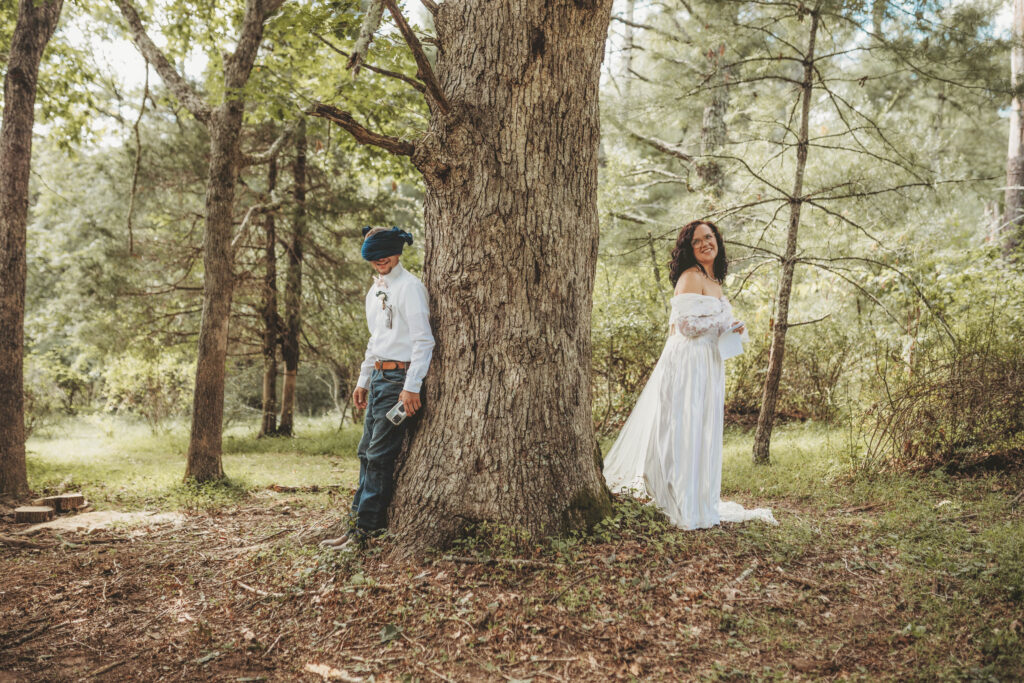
[351,368,408,535]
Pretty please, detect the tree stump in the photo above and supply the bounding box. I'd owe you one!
[43,493,85,512]
[14,506,54,523]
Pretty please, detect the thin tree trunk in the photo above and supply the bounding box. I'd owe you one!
[697,43,730,198]
[872,0,886,36]
[1005,0,1024,254]
[752,6,820,466]
[0,0,63,500]
[258,157,280,437]
[279,118,306,437]
[623,0,635,100]
[385,0,615,554]
[184,107,242,481]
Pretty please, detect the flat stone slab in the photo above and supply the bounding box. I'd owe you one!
[21,511,185,535]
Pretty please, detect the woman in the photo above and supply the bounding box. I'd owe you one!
[603,220,776,530]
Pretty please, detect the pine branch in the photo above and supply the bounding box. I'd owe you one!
[307,103,415,157]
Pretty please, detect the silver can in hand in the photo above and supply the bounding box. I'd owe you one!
[385,400,407,425]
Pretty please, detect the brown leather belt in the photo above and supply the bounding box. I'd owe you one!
[375,360,409,371]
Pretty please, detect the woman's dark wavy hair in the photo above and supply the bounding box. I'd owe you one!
[669,220,728,286]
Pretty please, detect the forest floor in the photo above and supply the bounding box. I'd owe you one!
[1,418,1022,681]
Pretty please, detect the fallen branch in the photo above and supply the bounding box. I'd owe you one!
[236,581,286,598]
[264,632,285,657]
[0,534,52,549]
[8,621,49,647]
[777,571,824,591]
[727,563,758,588]
[84,659,126,678]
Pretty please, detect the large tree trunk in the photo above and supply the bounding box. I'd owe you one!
[751,7,819,466]
[258,157,280,437]
[183,0,279,481]
[279,118,306,436]
[0,0,63,500]
[1005,0,1024,254]
[387,0,614,554]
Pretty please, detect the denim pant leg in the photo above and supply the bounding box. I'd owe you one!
[351,407,374,522]
[354,369,407,533]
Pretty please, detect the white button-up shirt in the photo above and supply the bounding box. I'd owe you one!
[356,262,435,394]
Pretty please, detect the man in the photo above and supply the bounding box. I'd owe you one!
[320,226,434,550]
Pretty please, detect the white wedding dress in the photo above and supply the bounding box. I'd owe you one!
[603,293,777,530]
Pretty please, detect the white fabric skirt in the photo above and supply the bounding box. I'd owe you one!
[603,333,776,530]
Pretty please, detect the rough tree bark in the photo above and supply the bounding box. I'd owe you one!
[113,0,285,481]
[751,5,820,466]
[258,157,280,437]
[279,118,306,436]
[0,0,64,500]
[313,0,614,553]
[1005,0,1024,254]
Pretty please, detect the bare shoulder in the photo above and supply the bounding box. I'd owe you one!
[674,268,704,295]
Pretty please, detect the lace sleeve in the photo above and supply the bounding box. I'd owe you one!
[673,312,725,337]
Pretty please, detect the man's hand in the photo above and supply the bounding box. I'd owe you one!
[400,390,421,417]
[353,386,368,410]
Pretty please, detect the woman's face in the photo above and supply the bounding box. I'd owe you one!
[691,223,718,266]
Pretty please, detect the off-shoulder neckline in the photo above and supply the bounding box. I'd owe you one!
[671,292,726,302]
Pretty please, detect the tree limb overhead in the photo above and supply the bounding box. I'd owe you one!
[307,103,415,157]
[380,0,449,114]
[240,125,293,166]
[110,0,211,125]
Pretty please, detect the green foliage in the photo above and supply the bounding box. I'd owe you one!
[590,263,666,436]
[726,321,858,423]
[102,352,195,433]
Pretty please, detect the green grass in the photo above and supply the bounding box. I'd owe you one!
[26,414,361,510]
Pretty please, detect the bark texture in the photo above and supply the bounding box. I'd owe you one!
[182,0,284,480]
[1005,0,1024,254]
[752,7,820,466]
[386,0,615,553]
[259,158,280,438]
[0,0,63,500]
[279,118,307,436]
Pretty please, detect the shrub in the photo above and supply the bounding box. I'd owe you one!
[103,353,195,433]
[859,312,1024,472]
[591,265,666,436]
[24,351,92,436]
[726,320,856,424]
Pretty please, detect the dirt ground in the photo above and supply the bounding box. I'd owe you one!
[0,491,1014,681]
